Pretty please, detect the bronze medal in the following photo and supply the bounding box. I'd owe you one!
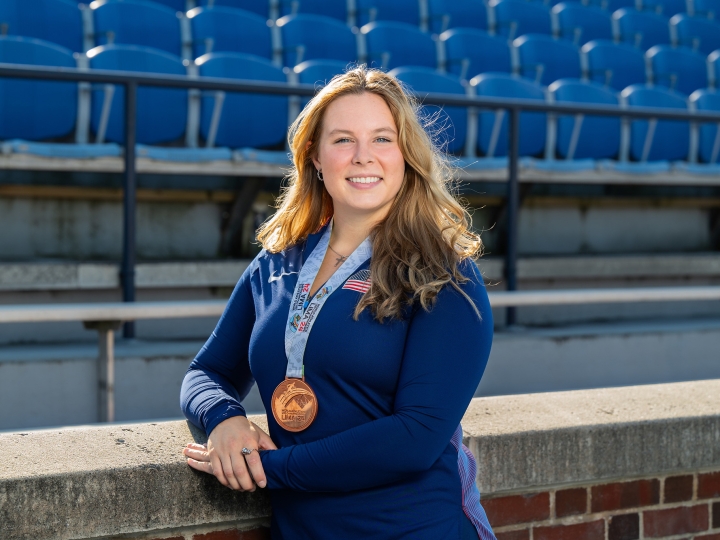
[271,377,318,432]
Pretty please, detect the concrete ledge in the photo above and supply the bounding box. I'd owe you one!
[2,380,719,539]
[1,421,271,540]
[464,379,720,493]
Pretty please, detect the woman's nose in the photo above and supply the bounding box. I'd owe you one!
[353,140,375,164]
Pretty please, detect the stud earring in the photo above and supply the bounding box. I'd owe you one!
[316,169,324,181]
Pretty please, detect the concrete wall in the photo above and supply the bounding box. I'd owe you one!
[2,380,719,540]
[0,197,222,260]
[0,196,715,260]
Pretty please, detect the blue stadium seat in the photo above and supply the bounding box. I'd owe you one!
[148,0,187,11]
[293,59,348,108]
[389,67,468,154]
[91,0,183,57]
[276,14,357,67]
[689,0,720,17]
[279,0,350,23]
[710,49,720,88]
[552,3,613,46]
[670,14,720,56]
[294,59,348,86]
[196,0,270,18]
[689,89,720,163]
[647,45,708,96]
[548,79,620,159]
[621,84,689,161]
[490,0,552,40]
[0,36,77,141]
[470,73,547,157]
[356,0,423,27]
[514,34,582,86]
[428,0,489,34]
[589,0,637,11]
[439,28,511,81]
[581,39,646,91]
[613,8,671,50]
[187,7,272,60]
[87,44,187,144]
[0,0,83,53]
[361,22,437,70]
[640,0,687,16]
[195,52,288,149]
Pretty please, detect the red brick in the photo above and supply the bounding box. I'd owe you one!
[699,471,720,499]
[591,479,660,512]
[482,492,550,527]
[608,513,639,540]
[643,504,709,537]
[664,475,694,503]
[556,487,587,517]
[714,501,720,529]
[533,520,605,540]
[193,528,271,540]
[495,530,530,540]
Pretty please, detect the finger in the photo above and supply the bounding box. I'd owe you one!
[210,454,232,489]
[183,447,211,462]
[186,457,213,474]
[220,454,243,490]
[186,442,207,450]
[232,453,256,491]
[244,451,267,488]
[257,431,278,451]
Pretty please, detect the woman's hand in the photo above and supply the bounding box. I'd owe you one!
[183,416,277,491]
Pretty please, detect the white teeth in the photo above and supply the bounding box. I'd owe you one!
[347,177,381,184]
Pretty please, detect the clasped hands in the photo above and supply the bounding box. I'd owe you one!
[183,415,277,491]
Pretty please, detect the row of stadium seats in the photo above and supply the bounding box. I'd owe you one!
[4,0,720,60]
[1,36,719,173]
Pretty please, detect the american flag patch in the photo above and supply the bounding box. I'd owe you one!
[343,269,371,293]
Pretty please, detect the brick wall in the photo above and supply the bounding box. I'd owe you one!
[483,470,720,540]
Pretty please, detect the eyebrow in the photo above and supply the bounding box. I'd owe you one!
[328,127,397,136]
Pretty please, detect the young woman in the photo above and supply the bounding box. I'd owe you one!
[180,66,496,540]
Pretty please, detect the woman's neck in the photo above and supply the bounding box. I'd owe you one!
[329,211,377,254]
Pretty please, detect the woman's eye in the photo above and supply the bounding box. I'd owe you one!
[335,137,352,143]
[376,137,391,143]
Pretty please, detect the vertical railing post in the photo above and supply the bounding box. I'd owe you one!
[121,81,137,338]
[83,320,123,422]
[505,107,520,327]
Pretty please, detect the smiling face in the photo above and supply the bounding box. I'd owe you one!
[311,92,406,224]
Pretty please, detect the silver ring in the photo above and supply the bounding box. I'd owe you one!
[241,447,257,456]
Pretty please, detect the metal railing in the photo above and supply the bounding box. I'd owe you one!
[2,63,720,332]
[1,286,719,422]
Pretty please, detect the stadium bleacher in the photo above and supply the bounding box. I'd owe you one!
[1,0,720,178]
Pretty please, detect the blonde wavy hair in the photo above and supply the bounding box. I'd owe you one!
[257,65,483,321]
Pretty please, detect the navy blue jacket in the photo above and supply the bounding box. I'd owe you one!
[181,227,495,539]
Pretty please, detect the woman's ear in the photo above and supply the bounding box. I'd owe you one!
[307,141,321,171]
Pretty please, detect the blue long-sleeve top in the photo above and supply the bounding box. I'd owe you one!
[180,226,495,540]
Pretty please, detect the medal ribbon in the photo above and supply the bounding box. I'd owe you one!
[284,221,372,379]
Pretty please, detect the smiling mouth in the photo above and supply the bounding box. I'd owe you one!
[346,177,382,184]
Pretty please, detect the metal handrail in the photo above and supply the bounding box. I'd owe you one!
[1,286,719,323]
[3,62,720,334]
